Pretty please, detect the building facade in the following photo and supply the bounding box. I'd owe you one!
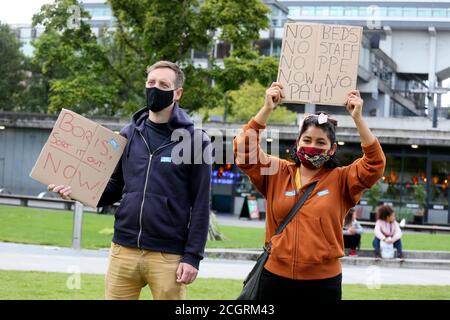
[3,0,450,224]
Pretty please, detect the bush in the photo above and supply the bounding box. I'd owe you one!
[366,182,382,213]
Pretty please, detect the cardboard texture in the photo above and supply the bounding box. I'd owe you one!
[30,109,127,208]
[277,22,363,106]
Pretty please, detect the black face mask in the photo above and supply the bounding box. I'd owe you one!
[146,87,174,112]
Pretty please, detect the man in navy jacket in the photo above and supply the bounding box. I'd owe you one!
[49,61,212,299]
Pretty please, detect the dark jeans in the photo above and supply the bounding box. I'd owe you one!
[343,234,361,250]
[373,237,403,256]
[257,267,342,301]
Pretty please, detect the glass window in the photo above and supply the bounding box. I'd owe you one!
[193,50,208,59]
[256,40,271,57]
[216,42,231,59]
[418,8,432,17]
[432,8,446,17]
[402,157,427,205]
[388,7,403,16]
[315,7,329,16]
[359,6,369,16]
[365,5,384,17]
[377,7,388,16]
[271,6,280,16]
[87,6,111,17]
[403,7,417,17]
[288,6,301,17]
[380,156,402,203]
[301,7,316,16]
[430,161,450,206]
[316,7,330,16]
[273,40,282,57]
[329,6,343,16]
[336,152,361,167]
[344,7,359,16]
[271,19,279,27]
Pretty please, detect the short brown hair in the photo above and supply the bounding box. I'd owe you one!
[146,61,185,88]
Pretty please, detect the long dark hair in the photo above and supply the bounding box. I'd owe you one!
[291,111,340,169]
[344,208,355,227]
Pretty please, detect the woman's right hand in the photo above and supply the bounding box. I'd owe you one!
[48,184,72,200]
[264,82,285,111]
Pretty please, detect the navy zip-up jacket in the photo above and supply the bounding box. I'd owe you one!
[98,103,212,269]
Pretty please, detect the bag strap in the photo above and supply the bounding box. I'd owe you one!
[265,181,317,252]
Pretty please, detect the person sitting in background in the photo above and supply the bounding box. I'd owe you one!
[373,205,404,260]
[343,208,364,257]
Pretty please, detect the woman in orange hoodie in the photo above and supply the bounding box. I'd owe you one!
[233,82,386,300]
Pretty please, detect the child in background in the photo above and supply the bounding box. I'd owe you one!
[343,208,364,257]
[373,205,404,260]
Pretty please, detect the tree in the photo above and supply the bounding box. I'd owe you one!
[108,0,272,114]
[32,0,122,115]
[366,182,382,220]
[14,57,50,113]
[0,22,26,111]
[412,184,426,215]
[30,0,275,116]
[200,81,296,124]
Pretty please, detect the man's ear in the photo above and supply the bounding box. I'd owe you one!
[329,143,337,156]
[174,87,183,101]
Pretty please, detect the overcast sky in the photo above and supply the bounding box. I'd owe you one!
[0,0,54,24]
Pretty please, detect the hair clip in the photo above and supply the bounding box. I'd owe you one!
[318,113,328,124]
[302,112,338,127]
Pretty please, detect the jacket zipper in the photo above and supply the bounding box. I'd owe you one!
[137,131,177,248]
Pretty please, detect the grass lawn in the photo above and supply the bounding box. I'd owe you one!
[1,205,450,252]
[0,270,449,300]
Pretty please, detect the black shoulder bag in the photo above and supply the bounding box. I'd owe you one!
[236,181,317,300]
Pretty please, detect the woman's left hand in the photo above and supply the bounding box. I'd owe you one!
[346,90,363,119]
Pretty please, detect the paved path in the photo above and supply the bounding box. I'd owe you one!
[1,242,450,286]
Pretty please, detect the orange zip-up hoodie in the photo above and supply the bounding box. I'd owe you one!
[233,118,386,280]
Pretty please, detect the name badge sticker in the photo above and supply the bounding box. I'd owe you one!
[109,138,120,150]
[317,189,330,197]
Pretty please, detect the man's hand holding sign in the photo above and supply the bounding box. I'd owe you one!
[30,109,127,208]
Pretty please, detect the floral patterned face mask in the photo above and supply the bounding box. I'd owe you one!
[296,146,332,169]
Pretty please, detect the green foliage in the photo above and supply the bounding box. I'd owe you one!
[200,81,296,124]
[3,205,450,251]
[200,0,270,51]
[104,0,273,114]
[394,206,414,223]
[5,270,450,300]
[14,57,50,113]
[11,0,276,116]
[32,0,122,116]
[366,182,382,212]
[412,184,426,209]
[0,0,278,117]
[0,22,26,111]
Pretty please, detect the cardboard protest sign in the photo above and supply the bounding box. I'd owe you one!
[30,109,127,208]
[277,22,363,106]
